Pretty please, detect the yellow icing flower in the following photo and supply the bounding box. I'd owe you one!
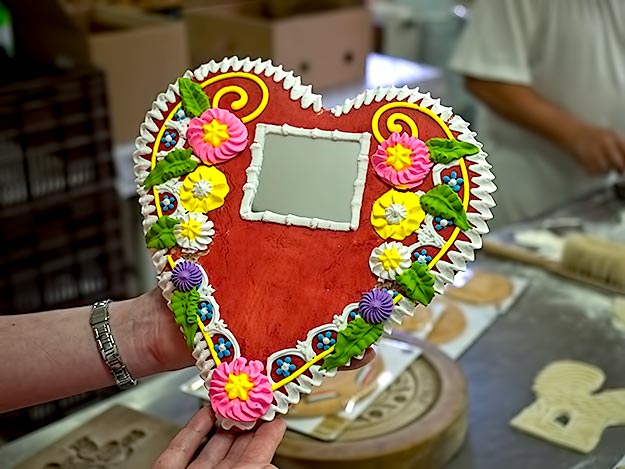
[379,246,403,271]
[369,241,412,280]
[371,189,425,240]
[224,373,254,401]
[173,212,215,252]
[202,119,230,147]
[386,144,413,171]
[179,166,229,212]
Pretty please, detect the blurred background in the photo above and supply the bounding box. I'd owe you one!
[1,1,624,468]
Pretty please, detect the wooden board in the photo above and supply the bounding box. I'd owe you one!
[275,336,468,469]
[15,405,180,469]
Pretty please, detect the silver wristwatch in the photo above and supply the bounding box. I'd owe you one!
[90,300,137,390]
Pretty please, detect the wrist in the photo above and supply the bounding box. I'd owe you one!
[90,300,137,389]
[553,117,587,156]
[137,289,195,373]
[109,290,193,379]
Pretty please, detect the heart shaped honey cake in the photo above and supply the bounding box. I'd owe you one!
[134,57,495,430]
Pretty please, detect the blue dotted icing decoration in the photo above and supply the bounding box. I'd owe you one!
[276,357,297,377]
[160,193,175,213]
[173,108,187,121]
[315,332,336,351]
[197,300,213,322]
[434,216,454,231]
[214,337,232,359]
[382,288,399,298]
[443,171,463,192]
[161,129,177,148]
[415,249,432,264]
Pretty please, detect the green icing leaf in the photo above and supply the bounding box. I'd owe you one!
[178,77,210,118]
[170,288,201,349]
[143,148,197,189]
[145,216,179,249]
[321,317,384,371]
[420,184,470,230]
[425,138,479,164]
[395,262,435,306]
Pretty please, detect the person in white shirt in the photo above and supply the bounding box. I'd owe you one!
[450,0,625,228]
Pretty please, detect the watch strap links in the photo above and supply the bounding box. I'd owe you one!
[90,300,137,390]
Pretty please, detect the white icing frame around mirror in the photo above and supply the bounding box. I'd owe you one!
[240,123,372,231]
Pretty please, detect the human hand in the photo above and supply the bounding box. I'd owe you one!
[143,287,376,373]
[154,406,286,469]
[567,124,625,174]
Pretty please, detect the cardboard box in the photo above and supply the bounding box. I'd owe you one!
[184,2,372,89]
[70,6,190,144]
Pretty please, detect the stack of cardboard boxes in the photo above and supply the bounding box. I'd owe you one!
[63,0,373,147]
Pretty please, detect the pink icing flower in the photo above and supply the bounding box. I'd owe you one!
[209,357,273,423]
[186,108,248,165]
[371,132,433,189]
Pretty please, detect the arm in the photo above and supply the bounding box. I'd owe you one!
[0,288,191,413]
[0,289,374,413]
[465,77,625,173]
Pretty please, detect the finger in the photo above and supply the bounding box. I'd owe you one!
[594,149,610,174]
[339,347,376,371]
[578,152,600,174]
[188,429,237,469]
[214,431,254,468]
[606,136,625,172]
[616,133,625,159]
[237,418,287,465]
[154,406,215,468]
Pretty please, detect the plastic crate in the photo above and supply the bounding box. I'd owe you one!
[0,69,113,206]
[0,68,129,315]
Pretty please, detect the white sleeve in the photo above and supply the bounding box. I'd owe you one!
[449,0,537,85]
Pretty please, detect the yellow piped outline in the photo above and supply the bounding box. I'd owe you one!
[151,72,269,170]
[154,187,162,217]
[387,112,419,139]
[371,102,469,269]
[198,316,222,367]
[197,256,406,389]
[272,347,335,391]
[212,85,248,111]
[205,73,269,123]
[271,292,403,390]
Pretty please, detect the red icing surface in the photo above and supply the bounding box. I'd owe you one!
[143,73,485,363]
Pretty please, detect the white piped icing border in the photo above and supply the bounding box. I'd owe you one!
[241,123,371,231]
[133,56,495,430]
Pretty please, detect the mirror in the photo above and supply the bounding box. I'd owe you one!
[242,125,371,231]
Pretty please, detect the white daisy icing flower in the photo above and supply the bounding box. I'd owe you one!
[174,212,215,252]
[369,241,412,280]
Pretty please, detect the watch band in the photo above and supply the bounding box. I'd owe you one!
[90,300,137,390]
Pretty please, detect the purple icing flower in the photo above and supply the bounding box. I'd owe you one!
[358,289,394,324]
[171,261,203,292]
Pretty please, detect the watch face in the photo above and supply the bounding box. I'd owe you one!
[134,57,495,429]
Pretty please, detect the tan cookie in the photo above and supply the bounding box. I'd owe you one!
[511,360,625,453]
[399,304,433,332]
[290,357,383,417]
[427,303,466,345]
[447,271,513,304]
